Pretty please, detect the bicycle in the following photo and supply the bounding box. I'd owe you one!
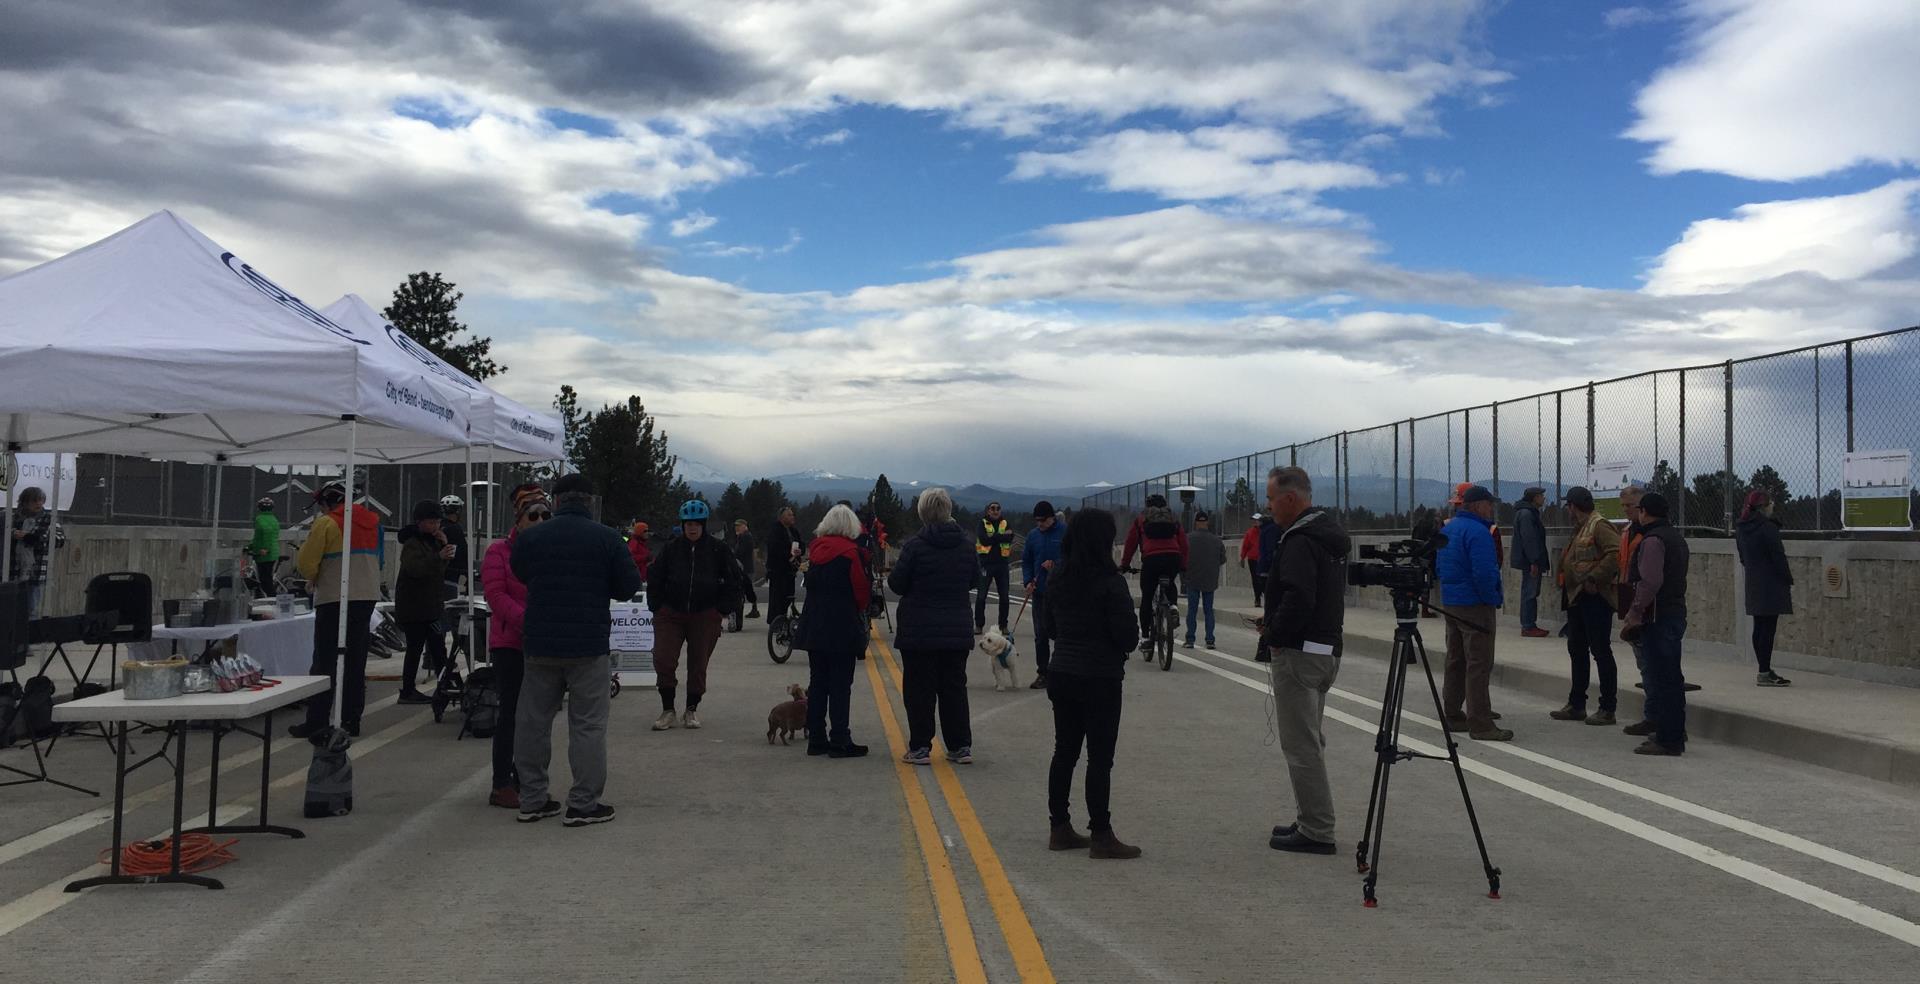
[1121,568,1179,672]
[767,594,802,665]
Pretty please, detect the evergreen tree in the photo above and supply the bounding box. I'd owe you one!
[797,494,833,534]
[742,478,791,538]
[573,396,678,527]
[383,272,503,380]
[1747,464,1790,505]
[717,482,747,529]
[1224,476,1258,519]
[869,474,905,534]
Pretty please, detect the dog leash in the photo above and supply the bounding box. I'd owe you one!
[1009,583,1035,632]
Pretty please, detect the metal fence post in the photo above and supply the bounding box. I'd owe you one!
[1724,360,1735,531]
[1844,340,1855,452]
[1407,418,1416,514]
[1491,401,1500,496]
[1678,371,1688,529]
[1814,348,1822,530]
[1554,392,1562,499]
[1585,383,1596,470]
[1289,444,1297,467]
[1393,424,1401,520]
[1463,407,1472,483]
[1340,431,1350,516]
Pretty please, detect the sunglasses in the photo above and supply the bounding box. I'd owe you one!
[525,508,552,522]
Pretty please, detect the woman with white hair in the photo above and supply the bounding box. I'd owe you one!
[792,503,871,758]
[888,488,978,765]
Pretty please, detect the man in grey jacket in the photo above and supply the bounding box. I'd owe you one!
[1183,511,1227,649]
[1511,486,1551,638]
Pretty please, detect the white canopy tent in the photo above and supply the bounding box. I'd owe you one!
[0,210,481,732]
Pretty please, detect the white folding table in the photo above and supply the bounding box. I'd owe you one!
[133,613,319,676]
[52,675,329,891]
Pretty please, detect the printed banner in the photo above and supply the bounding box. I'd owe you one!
[2,454,78,511]
[1586,460,1637,523]
[1842,450,1913,532]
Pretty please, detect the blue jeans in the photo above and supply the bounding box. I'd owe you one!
[1640,613,1688,749]
[1519,571,1542,629]
[1184,590,1215,646]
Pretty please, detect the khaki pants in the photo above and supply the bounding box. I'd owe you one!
[1269,649,1340,843]
[1441,604,1498,731]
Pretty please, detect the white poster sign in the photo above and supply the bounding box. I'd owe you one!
[5,454,78,511]
[1841,449,1913,532]
[609,602,657,685]
[1586,460,1637,523]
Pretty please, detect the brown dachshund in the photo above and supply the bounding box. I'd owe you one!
[767,683,808,745]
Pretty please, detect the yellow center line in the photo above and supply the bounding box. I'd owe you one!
[871,633,1058,984]
[860,641,990,984]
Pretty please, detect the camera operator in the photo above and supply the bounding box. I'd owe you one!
[1437,486,1512,742]
[1256,466,1348,856]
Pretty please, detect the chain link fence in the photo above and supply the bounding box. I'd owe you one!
[1086,325,1920,537]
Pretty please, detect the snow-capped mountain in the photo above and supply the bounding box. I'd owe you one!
[675,458,733,484]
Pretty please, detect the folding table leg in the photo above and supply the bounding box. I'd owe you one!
[65,722,221,891]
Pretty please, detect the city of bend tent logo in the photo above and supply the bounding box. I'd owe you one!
[222,252,369,345]
[382,323,479,390]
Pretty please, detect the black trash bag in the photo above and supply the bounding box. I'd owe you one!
[303,728,354,818]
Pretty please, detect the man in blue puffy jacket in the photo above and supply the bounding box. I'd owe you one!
[1436,485,1512,741]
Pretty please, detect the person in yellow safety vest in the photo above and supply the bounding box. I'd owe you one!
[974,501,1015,633]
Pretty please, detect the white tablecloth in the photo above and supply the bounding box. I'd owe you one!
[131,614,317,676]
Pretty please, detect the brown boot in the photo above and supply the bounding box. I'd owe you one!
[1048,823,1091,851]
[1549,704,1587,721]
[1089,829,1142,860]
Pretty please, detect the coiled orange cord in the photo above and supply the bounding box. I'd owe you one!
[99,835,239,875]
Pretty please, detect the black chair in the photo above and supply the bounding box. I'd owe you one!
[1,580,97,795]
[81,572,154,688]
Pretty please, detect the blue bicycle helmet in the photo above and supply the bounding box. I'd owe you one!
[678,499,711,522]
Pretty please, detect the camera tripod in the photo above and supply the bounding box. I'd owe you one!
[1354,587,1501,907]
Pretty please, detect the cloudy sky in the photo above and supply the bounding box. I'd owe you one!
[3,0,1917,487]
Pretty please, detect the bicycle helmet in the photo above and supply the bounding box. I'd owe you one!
[440,494,464,510]
[1145,493,1168,509]
[315,481,347,506]
[678,499,711,522]
[257,496,277,510]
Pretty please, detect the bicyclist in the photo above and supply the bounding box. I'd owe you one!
[1118,494,1189,640]
[248,496,281,597]
[646,499,742,731]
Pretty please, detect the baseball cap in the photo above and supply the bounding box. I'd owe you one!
[1194,510,1211,522]
[1523,486,1546,499]
[1461,485,1494,505]
[1563,486,1595,510]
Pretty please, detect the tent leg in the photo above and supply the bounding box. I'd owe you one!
[209,455,225,587]
[464,442,475,663]
[47,452,64,615]
[334,419,358,731]
[3,413,23,579]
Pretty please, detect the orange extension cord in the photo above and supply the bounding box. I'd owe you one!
[99,835,239,875]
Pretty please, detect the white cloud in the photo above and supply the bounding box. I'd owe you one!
[1011,125,1383,207]
[1603,6,1669,29]
[1645,180,1920,295]
[808,128,851,146]
[669,210,718,237]
[1627,0,1920,180]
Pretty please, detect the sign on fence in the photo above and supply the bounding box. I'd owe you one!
[1842,450,1913,532]
[1586,460,1638,523]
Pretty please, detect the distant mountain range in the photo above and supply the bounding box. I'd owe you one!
[676,466,1112,513]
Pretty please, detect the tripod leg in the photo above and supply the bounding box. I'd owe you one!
[1411,631,1502,899]
[1357,628,1412,904]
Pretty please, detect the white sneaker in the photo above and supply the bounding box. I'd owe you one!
[651,710,677,731]
[682,709,702,730]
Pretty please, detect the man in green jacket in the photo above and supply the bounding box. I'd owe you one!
[249,496,281,597]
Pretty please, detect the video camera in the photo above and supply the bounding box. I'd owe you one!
[1346,535,1445,594]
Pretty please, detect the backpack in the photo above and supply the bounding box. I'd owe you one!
[1141,506,1180,541]
[15,676,57,742]
[461,665,499,739]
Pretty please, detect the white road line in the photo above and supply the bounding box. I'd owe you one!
[1175,652,1920,949]
[1198,644,1920,897]
[0,704,439,941]
[0,693,404,870]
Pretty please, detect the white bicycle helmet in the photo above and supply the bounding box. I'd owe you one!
[440,494,464,510]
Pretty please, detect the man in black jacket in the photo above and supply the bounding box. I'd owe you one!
[765,507,804,626]
[733,518,760,619]
[1258,466,1349,855]
[974,501,1014,633]
[509,474,641,826]
[1511,487,1551,637]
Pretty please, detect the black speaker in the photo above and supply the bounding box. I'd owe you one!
[0,581,27,672]
[83,573,152,644]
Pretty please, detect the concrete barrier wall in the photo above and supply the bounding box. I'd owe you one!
[1215,529,1920,686]
[34,524,405,617]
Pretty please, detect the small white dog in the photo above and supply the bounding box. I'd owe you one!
[978,627,1022,691]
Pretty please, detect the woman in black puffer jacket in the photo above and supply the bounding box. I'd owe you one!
[646,501,741,732]
[1043,509,1142,860]
[888,487,980,766]
[794,504,872,758]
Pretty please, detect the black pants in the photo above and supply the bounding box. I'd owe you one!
[1248,560,1264,608]
[401,619,447,691]
[902,648,972,752]
[1047,671,1123,831]
[768,569,797,623]
[1031,589,1052,675]
[304,600,375,730]
[743,576,758,610]
[1642,612,1689,749]
[1137,554,1182,637]
[1563,593,1618,712]
[1752,614,1778,673]
[806,647,858,746]
[254,559,276,598]
[975,563,1010,630]
[489,647,523,790]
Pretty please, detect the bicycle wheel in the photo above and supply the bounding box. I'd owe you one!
[1158,607,1174,671]
[767,611,794,664]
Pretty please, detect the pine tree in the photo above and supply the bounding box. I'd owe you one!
[717,482,748,529]
[742,478,791,539]
[383,272,503,380]
[572,396,678,527]
[869,474,905,534]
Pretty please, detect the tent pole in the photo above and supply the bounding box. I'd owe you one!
[209,454,226,588]
[3,413,25,582]
[334,417,358,731]
[464,440,475,663]
[47,452,64,615]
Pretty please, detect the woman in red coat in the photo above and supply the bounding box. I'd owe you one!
[628,521,652,581]
[481,483,549,809]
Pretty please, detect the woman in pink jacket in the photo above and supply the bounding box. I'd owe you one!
[482,483,549,809]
